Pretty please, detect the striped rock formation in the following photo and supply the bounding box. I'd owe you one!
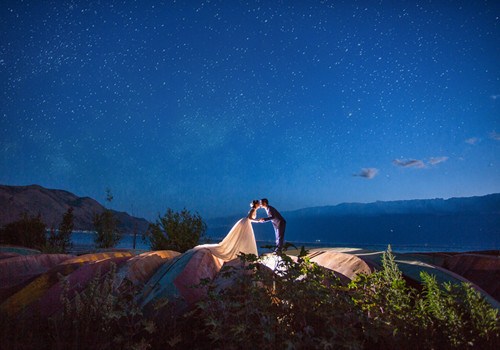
[0,245,498,320]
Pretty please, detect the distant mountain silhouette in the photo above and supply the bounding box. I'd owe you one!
[207,194,500,248]
[0,184,150,234]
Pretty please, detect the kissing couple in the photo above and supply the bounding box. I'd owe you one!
[194,198,286,261]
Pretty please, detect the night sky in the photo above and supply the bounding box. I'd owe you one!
[1,1,499,220]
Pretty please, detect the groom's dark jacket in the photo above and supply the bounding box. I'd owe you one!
[263,206,286,228]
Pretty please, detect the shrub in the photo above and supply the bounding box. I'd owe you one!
[145,208,207,252]
[51,263,155,350]
[0,212,46,249]
[45,207,74,253]
[195,250,365,349]
[93,209,121,249]
[197,247,499,349]
[418,271,500,349]
[349,246,500,349]
[93,189,121,249]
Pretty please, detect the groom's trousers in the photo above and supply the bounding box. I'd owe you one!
[274,221,286,251]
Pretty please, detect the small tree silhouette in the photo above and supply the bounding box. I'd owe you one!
[47,207,74,253]
[93,189,121,249]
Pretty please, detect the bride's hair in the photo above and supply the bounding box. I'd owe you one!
[250,199,259,208]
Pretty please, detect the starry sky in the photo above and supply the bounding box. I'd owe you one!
[1,0,499,220]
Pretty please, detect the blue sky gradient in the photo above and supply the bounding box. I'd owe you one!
[1,1,499,219]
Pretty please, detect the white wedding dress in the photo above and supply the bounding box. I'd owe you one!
[193,208,258,261]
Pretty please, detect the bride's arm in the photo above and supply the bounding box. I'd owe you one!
[247,208,258,222]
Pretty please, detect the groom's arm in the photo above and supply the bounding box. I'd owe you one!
[260,207,275,222]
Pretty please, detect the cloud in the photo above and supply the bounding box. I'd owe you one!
[465,137,479,145]
[353,168,378,179]
[392,159,425,168]
[491,94,500,100]
[393,156,449,169]
[489,131,500,141]
[428,156,449,165]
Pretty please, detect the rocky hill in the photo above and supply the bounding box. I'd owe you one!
[0,184,150,234]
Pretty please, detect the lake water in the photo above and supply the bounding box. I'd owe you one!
[70,231,496,255]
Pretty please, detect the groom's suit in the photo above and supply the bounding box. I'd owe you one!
[262,206,286,252]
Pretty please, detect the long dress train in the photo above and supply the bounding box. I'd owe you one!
[193,212,258,261]
[139,210,258,310]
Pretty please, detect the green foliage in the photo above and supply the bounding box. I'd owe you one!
[195,250,365,349]
[0,246,498,350]
[45,207,74,253]
[52,263,154,350]
[0,263,155,350]
[58,206,74,249]
[196,247,499,349]
[349,246,423,348]
[0,212,46,249]
[418,272,500,349]
[349,247,500,349]
[93,209,121,248]
[93,190,121,248]
[145,208,207,252]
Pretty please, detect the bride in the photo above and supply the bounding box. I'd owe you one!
[193,200,259,261]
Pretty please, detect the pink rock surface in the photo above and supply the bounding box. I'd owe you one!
[0,252,21,260]
[173,249,224,305]
[0,253,73,289]
[60,251,133,265]
[443,253,500,301]
[33,256,130,318]
[309,251,373,281]
[116,250,180,287]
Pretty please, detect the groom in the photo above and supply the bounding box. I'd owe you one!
[259,198,286,253]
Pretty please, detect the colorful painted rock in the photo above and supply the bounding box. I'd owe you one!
[0,260,89,316]
[442,253,500,302]
[32,256,130,318]
[60,251,133,265]
[115,250,180,288]
[0,250,137,318]
[140,248,224,312]
[0,252,21,260]
[0,246,41,256]
[0,254,73,290]
[308,251,372,281]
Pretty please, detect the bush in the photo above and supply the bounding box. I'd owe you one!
[93,189,121,249]
[349,246,500,349]
[196,250,365,349]
[52,264,154,350]
[0,212,46,249]
[45,207,74,253]
[145,208,207,252]
[93,209,121,249]
[196,247,499,349]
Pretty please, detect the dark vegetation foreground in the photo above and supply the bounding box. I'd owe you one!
[0,248,498,350]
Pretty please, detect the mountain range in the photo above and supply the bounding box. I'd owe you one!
[1,184,498,248]
[0,184,149,234]
[207,194,500,249]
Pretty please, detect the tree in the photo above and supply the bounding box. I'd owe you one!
[145,208,207,252]
[59,206,74,249]
[47,207,74,253]
[0,212,46,249]
[93,189,121,249]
